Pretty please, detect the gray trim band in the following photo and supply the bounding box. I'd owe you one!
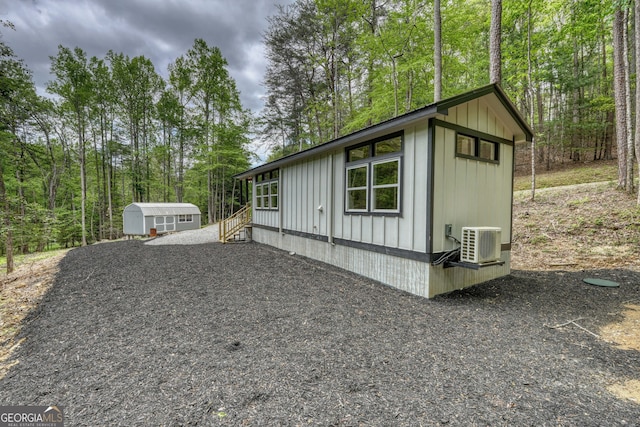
[253,224,510,263]
[432,119,514,146]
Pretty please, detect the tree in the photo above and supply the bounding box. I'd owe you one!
[48,46,92,246]
[0,134,13,273]
[0,21,15,273]
[1,23,42,269]
[635,0,640,204]
[109,52,162,202]
[167,55,195,202]
[612,4,629,190]
[489,0,502,84]
[262,0,324,149]
[434,0,442,101]
[156,89,181,202]
[187,39,232,223]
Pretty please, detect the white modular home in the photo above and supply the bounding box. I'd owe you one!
[234,84,533,298]
[123,203,201,236]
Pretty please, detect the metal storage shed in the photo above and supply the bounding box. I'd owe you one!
[123,203,201,236]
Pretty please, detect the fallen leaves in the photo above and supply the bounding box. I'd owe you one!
[0,250,68,379]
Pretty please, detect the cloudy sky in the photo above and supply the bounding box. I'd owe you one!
[0,0,291,116]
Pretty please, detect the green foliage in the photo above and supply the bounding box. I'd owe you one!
[1,28,252,255]
[0,0,633,258]
[261,0,619,173]
[53,208,83,248]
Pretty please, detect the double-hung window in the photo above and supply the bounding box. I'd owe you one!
[372,158,400,211]
[346,164,369,211]
[345,132,402,214]
[255,169,279,210]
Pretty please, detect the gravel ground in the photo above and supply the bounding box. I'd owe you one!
[144,225,219,246]
[1,237,639,426]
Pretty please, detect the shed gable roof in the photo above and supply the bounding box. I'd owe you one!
[236,84,532,180]
[125,203,201,216]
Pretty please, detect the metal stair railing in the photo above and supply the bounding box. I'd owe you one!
[219,204,252,243]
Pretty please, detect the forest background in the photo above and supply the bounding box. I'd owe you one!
[1,0,639,274]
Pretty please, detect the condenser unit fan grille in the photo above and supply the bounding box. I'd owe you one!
[461,227,502,264]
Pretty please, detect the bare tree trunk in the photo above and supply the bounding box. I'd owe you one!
[405,70,413,111]
[365,0,379,126]
[434,0,442,101]
[546,84,555,171]
[572,39,580,162]
[624,7,635,194]
[527,1,535,201]
[391,55,399,116]
[0,156,14,274]
[629,0,640,206]
[602,17,614,161]
[91,126,103,241]
[489,0,502,84]
[536,85,544,165]
[177,134,184,203]
[333,53,339,139]
[208,169,215,224]
[107,152,113,239]
[613,6,629,189]
[77,114,88,246]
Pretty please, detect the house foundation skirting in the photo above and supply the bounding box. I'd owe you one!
[253,227,510,298]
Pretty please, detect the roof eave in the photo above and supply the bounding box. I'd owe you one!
[234,105,439,180]
[236,84,533,180]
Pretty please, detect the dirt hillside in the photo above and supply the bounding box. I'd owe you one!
[512,181,640,272]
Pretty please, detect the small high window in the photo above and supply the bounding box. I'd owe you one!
[456,133,499,163]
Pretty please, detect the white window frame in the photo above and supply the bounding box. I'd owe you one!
[269,181,279,210]
[260,182,270,209]
[371,158,400,213]
[346,164,369,212]
[255,172,279,211]
[178,214,193,223]
[255,184,263,209]
[344,132,403,215]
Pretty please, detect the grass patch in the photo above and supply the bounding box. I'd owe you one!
[514,161,618,191]
[530,234,550,245]
[568,196,591,206]
[0,248,69,272]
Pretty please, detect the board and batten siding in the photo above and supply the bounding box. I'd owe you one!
[431,99,515,253]
[242,85,530,298]
[252,189,279,230]
[281,156,331,236]
[255,121,432,255]
[332,122,430,253]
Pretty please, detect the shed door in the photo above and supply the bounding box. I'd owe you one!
[154,216,175,233]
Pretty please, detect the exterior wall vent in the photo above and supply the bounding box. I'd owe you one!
[460,227,502,264]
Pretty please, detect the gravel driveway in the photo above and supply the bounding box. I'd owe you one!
[1,236,639,426]
[144,224,219,245]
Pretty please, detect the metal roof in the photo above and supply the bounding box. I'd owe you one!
[234,83,533,180]
[124,203,201,216]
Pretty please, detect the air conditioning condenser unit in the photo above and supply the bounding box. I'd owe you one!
[460,227,502,264]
